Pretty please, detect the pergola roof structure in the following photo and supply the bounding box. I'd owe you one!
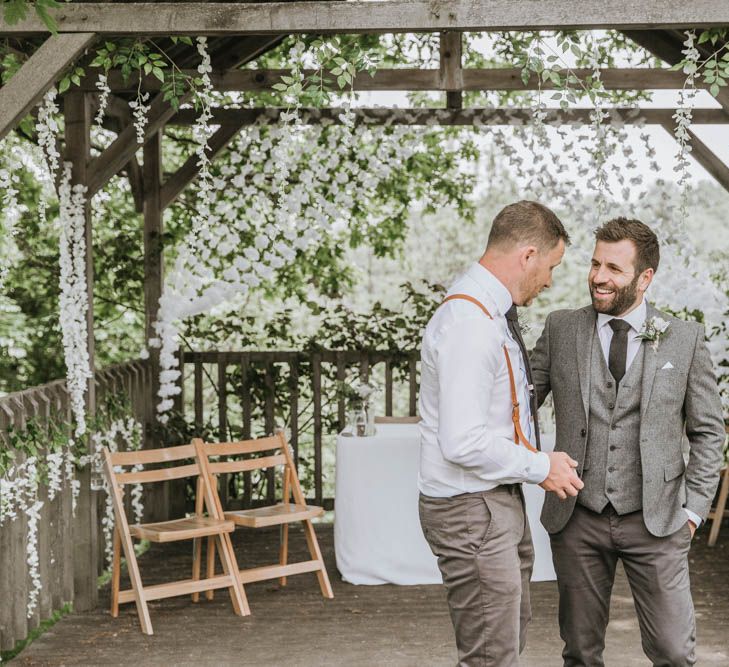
[1,0,728,611]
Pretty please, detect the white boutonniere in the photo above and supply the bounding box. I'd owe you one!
[637,316,670,351]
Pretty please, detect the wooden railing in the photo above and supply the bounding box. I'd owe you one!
[0,360,152,652]
[178,349,421,509]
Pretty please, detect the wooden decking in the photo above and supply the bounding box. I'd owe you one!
[11,524,729,666]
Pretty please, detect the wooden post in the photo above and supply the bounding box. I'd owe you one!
[143,131,163,415]
[143,131,169,520]
[65,91,99,612]
[440,32,463,109]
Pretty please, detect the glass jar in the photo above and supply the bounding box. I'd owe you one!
[354,405,368,437]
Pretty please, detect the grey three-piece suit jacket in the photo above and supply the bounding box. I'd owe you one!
[530,302,725,537]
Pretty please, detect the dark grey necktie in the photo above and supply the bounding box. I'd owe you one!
[608,319,631,387]
[505,304,541,450]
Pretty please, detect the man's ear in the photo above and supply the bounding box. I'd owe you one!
[638,267,654,293]
[520,245,539,268]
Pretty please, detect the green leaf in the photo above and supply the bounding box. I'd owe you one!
[144,62,153,75]
[710,83,720,97]
[3,0,28,26]
[698,32,711,44]
[272,82,288,91]
[58,76,70,94]
[152,67,165,83]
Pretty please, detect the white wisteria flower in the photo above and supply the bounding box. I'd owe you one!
[57,163,92,437]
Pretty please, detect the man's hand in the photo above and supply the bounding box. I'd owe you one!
[540,452,584,500]
[688,520,697,539]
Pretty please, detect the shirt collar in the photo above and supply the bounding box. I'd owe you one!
[597,298,647,334]
[464,263,513,317]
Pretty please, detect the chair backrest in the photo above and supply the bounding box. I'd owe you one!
[193,432,306,507]
[105,443,199,487]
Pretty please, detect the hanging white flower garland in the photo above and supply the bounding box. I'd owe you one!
[57,163,92,437]
[82,416,144,566]
[673,30,699,227]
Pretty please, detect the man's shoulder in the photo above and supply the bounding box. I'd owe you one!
[647,305,702,338]
[546,305,593,329]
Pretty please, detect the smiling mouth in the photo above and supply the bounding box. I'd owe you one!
[592,285,615,297]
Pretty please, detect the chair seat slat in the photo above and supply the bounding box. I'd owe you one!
[224,503,323,528]
[129,516,235,542]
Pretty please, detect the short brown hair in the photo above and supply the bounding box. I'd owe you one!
[594,217,660,274]
[486,200,570,251]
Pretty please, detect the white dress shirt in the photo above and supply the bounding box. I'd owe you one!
[596,299,646,372]
[418,263,550,497]
[595,299,701,527]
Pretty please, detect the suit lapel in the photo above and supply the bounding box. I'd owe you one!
[576,306,596,421]
[640,303,659,416]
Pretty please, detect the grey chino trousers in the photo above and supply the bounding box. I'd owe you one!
[550,503,696,667]
[419,485,534,667]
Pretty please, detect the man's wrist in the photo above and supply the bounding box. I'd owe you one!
[529,451,551,485]
[684,508,702,528]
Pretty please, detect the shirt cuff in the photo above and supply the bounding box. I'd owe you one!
[527,451,551,485]
[684,508,702,527]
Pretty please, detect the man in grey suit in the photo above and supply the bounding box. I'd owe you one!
[530,217,725,666]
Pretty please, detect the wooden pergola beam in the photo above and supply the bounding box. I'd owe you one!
[2,1,729,35]
[0,32,95,141]
[167,106,729,127]
[160,121,248,209]
[73,67,704,94]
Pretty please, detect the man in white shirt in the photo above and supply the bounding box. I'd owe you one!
[530,218,725,666]
[418,201,584,667]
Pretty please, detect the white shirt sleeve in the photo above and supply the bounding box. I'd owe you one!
[435,316,550,485]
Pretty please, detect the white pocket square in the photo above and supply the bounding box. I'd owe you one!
[661,361,674,370]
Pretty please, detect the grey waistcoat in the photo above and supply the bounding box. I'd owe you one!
[578,329,645,515]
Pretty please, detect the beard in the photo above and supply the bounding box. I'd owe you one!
[590,274,640,316]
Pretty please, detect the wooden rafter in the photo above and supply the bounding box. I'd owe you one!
[660,122,729,193]
[167,106,729,127]
[0,32,95,141]
[2,1,729,36]
[74,67,707,94]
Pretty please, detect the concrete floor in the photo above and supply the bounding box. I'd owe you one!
[12,522,729,666]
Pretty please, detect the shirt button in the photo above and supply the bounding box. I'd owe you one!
[608,466,615,473]
[580,428,587,437]
[607,381,613,388]
[609,445,617,451]
[607,487,615,494]
[611,424,617,430]
[608,403,615,410]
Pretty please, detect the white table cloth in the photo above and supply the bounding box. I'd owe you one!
[334,423,556,585]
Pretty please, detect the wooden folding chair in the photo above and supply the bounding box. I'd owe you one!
[102,443,250,635]
[708,465,729,547]
[192,433,333,603]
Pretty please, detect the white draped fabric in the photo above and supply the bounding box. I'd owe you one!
[334,423,556,585]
